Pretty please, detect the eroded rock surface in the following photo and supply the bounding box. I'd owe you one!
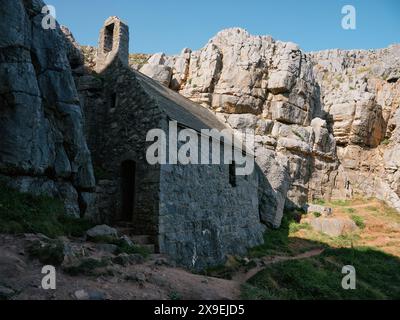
[140,28,400,219]
[0,0,95,216]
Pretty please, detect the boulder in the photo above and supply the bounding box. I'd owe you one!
[74,289,106,301]
[304,217,358,237]
[305,204,333,216]
[140,64,172,87]
[86,225,118,240]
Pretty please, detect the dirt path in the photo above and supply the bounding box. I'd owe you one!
[3,199,397,300]
[231,248,325,284]
[349,201,381,209]
[0,231,326,300]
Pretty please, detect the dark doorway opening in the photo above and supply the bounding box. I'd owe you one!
[121,160,136,221]
[229,161,237,187]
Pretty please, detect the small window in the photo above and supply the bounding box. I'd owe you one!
[111,92,117,108]
[104,23,115,53]
[229,162,237,187]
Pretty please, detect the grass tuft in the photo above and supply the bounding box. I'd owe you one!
[90,235,150,258]
[312,199,326,205]
[0,181,93,238]
[351,215,366,229]
[63,258,110,276]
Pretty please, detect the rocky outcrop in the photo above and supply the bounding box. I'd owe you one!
[310,46,400,211]
[302,216,358,237]
[2,0,398,229]
[139,28,338,224]
[0,0,95,217]
[140,28,400,220]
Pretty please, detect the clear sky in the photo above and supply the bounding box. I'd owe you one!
[50,0,399,55]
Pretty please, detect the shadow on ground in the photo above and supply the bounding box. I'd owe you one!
[206,211,400,300]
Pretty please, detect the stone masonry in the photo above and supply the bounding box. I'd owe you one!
[75,18,267,269]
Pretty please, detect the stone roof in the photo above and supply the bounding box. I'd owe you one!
[133,70,228,132]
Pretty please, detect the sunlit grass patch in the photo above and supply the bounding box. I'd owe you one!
[351,215,366,229]
[243,247,400,300]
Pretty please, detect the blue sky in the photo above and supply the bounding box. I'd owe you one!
[50,0,399,54]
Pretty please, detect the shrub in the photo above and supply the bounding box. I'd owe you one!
[351,215,366,229]
[63,258,110,276]
[381,139,390,146]
[313,212,322,218]
[27,240,65,266]
[289,222,311,234]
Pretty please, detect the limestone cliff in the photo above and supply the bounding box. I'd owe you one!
[139,28,400,222]
[2,0,399,230]
[0,0,95,217]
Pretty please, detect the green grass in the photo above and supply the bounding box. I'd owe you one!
[169,291,183,300]
[242,247,400,300]
[27,240,65,266]
[249,216,292,258]
[313,212,322,218]
[312,199,326,205]
[381,139,390,146]
[289,223,311,234]
[0,181,93,238]
[292,224,360,248]
[331,199,352,207]
[351,215,366,229]
[248,212,313,258]
[63,258,110,276]
[242,198,400,300]
[357,66,371,74]
[129,53,149,69]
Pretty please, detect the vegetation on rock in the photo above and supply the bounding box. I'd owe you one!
[0,181,93,238]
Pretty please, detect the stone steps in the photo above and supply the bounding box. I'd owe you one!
[115,224,156,253]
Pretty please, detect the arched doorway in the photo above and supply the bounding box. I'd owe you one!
[121,160,136,221]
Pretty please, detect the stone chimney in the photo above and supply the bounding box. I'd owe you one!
[96,16,129,72]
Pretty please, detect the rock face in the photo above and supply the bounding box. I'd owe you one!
[310,47,400,212]
[0,0,95,216]
[86,225,118,239]
[1,2,399,269]
[141,28,400,219]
